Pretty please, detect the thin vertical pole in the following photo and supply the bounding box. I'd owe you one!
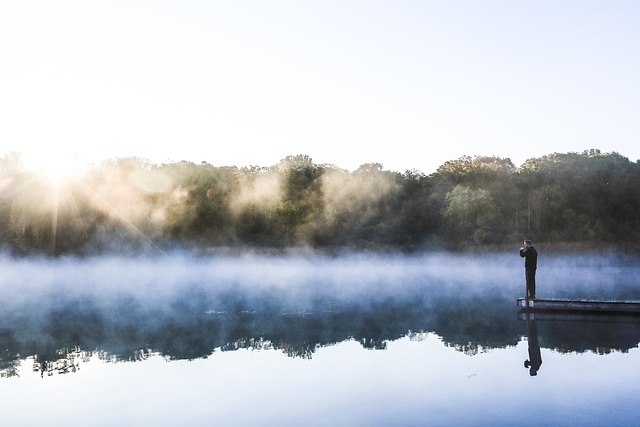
[527,195,531,232]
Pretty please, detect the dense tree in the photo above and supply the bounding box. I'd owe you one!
[0,149,639,254]
[443,185,499,247]
[518,150,640,243]
[275,155,325,245]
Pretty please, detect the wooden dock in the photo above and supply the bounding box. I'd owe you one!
[517,297,640,314]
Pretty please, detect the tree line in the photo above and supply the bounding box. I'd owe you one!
[1,149,639,255]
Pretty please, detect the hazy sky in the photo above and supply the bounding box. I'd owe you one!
[2,1,639,173]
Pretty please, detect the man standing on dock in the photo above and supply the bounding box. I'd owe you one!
[520,240,538,299]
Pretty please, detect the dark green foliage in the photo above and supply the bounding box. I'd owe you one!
[517,150,640,243]
[1,149,639,254]
[275,155,325,244]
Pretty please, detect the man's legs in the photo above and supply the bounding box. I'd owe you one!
[526,268,536,298]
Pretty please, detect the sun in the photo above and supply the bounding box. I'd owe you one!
[22,149,84,184]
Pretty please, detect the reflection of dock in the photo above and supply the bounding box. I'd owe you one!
[517,310,640,323]
[517,297,640,314]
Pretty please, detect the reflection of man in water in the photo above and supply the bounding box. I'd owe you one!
[524,316,542,376]
[519,239,538,299]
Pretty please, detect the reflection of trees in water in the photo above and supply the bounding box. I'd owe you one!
[34,347,87,377]
[536,320,640,355]
[1,291,640,378]
[29,348,156,379]
[450,342,482,356]
[0,329,19,378]
[431,296,521,356]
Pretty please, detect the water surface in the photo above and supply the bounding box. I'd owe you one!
[0,252,638,426]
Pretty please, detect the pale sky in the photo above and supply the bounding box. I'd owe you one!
[1,1,639,173]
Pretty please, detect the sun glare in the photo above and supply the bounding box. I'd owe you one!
[23,150,83,184]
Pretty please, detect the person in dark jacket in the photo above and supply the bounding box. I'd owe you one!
[519,240,538,299]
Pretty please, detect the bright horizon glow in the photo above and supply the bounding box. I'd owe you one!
[21,149,85,182]
[2,1,640,174]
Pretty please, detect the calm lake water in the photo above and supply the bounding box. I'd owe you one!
[0,252,639,426]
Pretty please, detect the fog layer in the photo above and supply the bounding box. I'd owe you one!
[0,252,638,376]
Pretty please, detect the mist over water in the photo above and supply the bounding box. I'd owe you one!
[2,251,639,320]
[0,250,639,370]
[2,250,637,302]
[1,251,521,309]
